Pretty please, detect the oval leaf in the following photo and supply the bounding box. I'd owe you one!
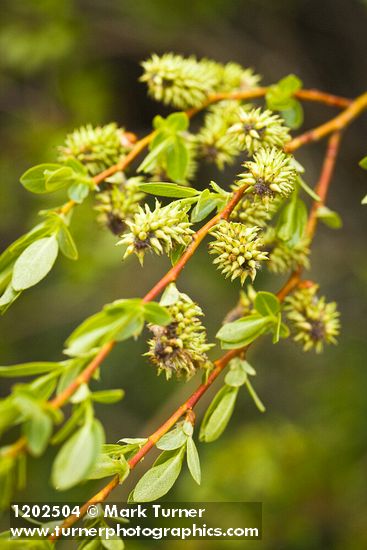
[156,427,187,451]
[138,182,199,198]
[0,362,64,378]
[143,302,172,325]
[186,437,201,485]
[254,292,280,317]
[216,314,273,348]
[12,236,59,291]
[20,164,61,194]
[51,419,105,490]
[199,386,239,443]
[129,447,185,502]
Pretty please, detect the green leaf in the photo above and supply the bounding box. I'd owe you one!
[165,112,189,132]
[272,313,282,343]
[266,75,303,129]
[65,300,144,356]
[67,182,90,203]
[199,385,239,443]
[182,421,194,437]
[0,284,21,314]
[0,221,54,275]
[156,426,187,451]
[359,156,367,170]
[170,244,186,266]
[138,137,172,174]
[276,196,308,245]
[316,206,343,229]
[166,138,189,182]
[159,283,180,306]
[245,379,266,413]
[186,437,201,485]
[57,224,78,260]
[266,74,302,110]
[216,314,273,348]
[20,164,62,194]
[0,362,64,378]
[28,374,59,402]
[24,411,53,457]
[87,453,129,482]
[277,74,303,94]
[51,405,86,445]
[297,176,321,201]
[143,302,172,325]
[129,447,185,502]
[12,236,59,291]
[138,182,199,198]
[280,100,303,129]
[91,389,125,404]
[52,419,105,490]
[224,361,248,387]
[191,190,219,223]
[0,400,20,437]
[254,292,280,317]
[44,166,75,192]
[56,359,84,396]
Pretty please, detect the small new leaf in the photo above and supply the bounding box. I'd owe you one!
[186,437,201,485]
[138,182,199,198]
[254,292,280,317]
[20,164,62,194]
[276,195,308,245]
[316,206,343,229]
[216,314,273,349]
[57,224,79,260]
[143,302,172,326]
[52,419,105,490]
[156,426,187,451]
[0,362,64,378]
[199,385,239,443]
[129,447,185,502]
[12,236,59,291]
[91,389,125,404]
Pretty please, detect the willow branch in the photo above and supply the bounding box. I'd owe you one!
[285,93,367,152]
[59,87,354,217]
[4,185,248,459]
[187,87,351,116]
[52,238,311,538]
[50,133,344,539]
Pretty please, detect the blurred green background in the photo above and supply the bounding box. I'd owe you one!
[1,0,367,548]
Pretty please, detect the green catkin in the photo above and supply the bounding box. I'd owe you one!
[94,175,146,235]
[230,192,283,228]
[117,200,193,265]
[146,288,213,380]
[209,220,268,284]
[285,284,340,353]
[229,107,291,155]
[196,110,243,169]
[262,227,310,274]
[58,123,129,175]
[237,146,297,205]
[140,53,262,110]
[140,53,220,109]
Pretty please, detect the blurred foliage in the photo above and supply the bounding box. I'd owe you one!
[0,0,367,548]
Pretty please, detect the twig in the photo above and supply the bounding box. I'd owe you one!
[4,186,248,459]
[285,93,367,152]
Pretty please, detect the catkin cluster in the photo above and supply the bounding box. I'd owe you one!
[146,287,213,379]
[285,284,340,352]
